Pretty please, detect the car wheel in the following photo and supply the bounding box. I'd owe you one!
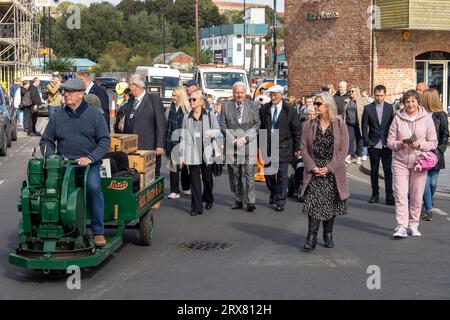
[11,119,17,141]
[0,128,7,156]
[6,123,12,147]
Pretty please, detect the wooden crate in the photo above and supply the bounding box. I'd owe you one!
[109,134,138,154]
[139,165,156,189]
[128,150,156,172]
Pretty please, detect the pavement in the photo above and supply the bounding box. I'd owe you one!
[360,150,450,195]
[1,130,450,299]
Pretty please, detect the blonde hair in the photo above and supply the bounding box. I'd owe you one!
[172,87,192,114]
[422,89,443,113]
[316,92,338,122]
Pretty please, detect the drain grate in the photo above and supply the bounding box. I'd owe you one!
[180,241,233,252]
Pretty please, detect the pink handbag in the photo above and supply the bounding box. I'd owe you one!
[415,151,438,172]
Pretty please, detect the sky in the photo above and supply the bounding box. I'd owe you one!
[66,0,285,12]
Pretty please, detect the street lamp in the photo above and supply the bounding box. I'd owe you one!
[243,0,246,70]
[195,0,199,65]
[272,0,278,77]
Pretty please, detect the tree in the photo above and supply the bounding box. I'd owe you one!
[45,57,74,73]
[117,0,146,19]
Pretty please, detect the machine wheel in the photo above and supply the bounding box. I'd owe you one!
[139,211,154,246]
[0,129,7,156]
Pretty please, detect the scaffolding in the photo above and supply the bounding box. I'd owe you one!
[0,0,40,89]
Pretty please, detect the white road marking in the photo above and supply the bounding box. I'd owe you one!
[434,208,448,216]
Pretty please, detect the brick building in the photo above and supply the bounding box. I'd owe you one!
[285,0,450,109]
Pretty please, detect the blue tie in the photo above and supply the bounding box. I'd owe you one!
[272,106,278,131]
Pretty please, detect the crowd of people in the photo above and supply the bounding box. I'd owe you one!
[8,70,449,250]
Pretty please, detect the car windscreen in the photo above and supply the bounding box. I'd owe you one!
[149,76,179,89]
[203,72,246,90]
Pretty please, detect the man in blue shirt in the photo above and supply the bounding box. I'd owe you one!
[40,79,110,247]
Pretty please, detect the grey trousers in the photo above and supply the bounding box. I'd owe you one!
[227,163,257,205]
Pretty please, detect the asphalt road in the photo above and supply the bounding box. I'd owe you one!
[1,131,449,300]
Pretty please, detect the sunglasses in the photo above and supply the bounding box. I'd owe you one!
[350,90,356,93]
[189,98,198,102]
[314,102,324,107]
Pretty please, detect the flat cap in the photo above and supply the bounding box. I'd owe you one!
[185,79,198,87]
[266,84,284,94]
[60,79,86,92]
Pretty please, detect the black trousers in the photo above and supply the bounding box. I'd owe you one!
[156,156,162,177]
[23,108,38,133]
[188,164,214,213]
[368,147,393,197]
[347,123,363,157]
[265,162,289,207]
[170,165,191,194]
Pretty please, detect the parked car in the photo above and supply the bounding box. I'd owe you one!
[0,86,17,156]
[94,77,119,91]
[22,74,52,117]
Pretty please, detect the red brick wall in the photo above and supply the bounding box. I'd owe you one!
[285,0,372,98]
[374,30,450,102]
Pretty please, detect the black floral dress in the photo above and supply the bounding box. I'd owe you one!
[303,120,348,220]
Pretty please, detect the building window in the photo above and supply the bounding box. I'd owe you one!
[219,38,222,44]
[201,40,205,47]
[246,38,251,44]
[237,44,242,52]
[228,57,232,64]
[237,35,242,38]
[246,49,251,58]
[214,39,217,45]
[416,62,425,84]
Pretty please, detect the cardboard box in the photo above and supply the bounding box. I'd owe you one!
[139,165,156,189]
[128,150,157,172]
[109,134,138,154]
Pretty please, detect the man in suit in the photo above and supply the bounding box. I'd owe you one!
[220,82,260,212]
[77,71,110,131]
[124,74,166,178]
[26,77,42,136]
[334,80,350,117]
[260,85,302,212]
[362,85,395,205]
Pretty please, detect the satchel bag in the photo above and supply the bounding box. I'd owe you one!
[206,111,223,177]
[22,91,32,108]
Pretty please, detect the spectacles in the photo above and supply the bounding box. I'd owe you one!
[350,90,356,93]
[189,98,198,102]
[314,102,324,107]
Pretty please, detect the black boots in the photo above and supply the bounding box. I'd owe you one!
[323,217,335,248]
[303,217,320,251]
[304,216,335,251]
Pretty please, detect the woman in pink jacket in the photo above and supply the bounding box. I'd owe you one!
[387,90,437,239]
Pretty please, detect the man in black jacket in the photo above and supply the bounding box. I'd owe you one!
[362,85,395,205]
[124,74,166,177]
[25,77,42,136]
[77,71,110,131]
[334,81,350,117]
[260,85,302,212]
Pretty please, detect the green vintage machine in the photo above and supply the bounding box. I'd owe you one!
[9,155,164,272]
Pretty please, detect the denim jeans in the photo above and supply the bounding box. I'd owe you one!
[48,106,61,117]
[87,163,105,235]
[423,169,440,211]
[16,109,23,125]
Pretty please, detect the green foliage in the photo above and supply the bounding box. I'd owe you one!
[45,57,74,73]
[49,0,282,71]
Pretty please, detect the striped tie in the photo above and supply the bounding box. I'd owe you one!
[236,102,242,121]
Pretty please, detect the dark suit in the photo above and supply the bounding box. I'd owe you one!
[24,84,41,133]
[124,92,166,176]
[88,83,110,131]
[362,101,394,198]
[260,101,301,208]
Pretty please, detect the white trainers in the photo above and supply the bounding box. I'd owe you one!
[362,155,368,161]
[345,155,352,165]
[182,189,191,196]
[168,193,180,199]
[393,227,408,239]
[407,226,422,237]
[356,157,362,165]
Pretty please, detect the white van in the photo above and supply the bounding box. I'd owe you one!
[194,67,250,99]
[135,65,181,108]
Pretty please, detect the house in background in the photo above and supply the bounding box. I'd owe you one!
[153,52,194,71]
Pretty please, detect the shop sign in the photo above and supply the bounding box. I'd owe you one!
[416,51,450,61]
[306,11,339,21]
